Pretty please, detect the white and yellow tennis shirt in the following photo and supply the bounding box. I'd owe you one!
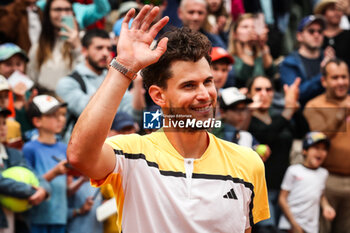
[92,130,269,233]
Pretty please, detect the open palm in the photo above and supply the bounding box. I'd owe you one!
[116,5,169,73]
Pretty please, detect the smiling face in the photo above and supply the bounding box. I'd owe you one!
[248,76,274,111]
[49,0,73,30]
[178,0,207,31]
[322,61,350,100]
[303,142,328,169]
[153,57,217,125]
[234,17,256,43]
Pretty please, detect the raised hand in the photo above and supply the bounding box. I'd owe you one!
[116,5,169,73]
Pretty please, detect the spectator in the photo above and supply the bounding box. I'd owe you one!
[0,76,22,149]
[56,29,132,142]
[67,175,103,233]
[205,0,231,45]
[247,76,308,231]
[213,87,271,162]
[280,15,335,106]
[303,58,350,233]
[0,107,49,233]
[0,43,36,138]
[278,132,336,233]
[108,112,137,137]
[228,13,276,88]
[0,0,43,52]
[27,0,83,92]
[36,0,111,29]
[209,46,234,90]
[315,0,350,67]
[177,0,227,48]
[23,95,70,233]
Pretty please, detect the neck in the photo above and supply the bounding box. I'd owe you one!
[37,131,57,144]
[298,46,320,59]
[163,128,209,159]
[325,23,342,37]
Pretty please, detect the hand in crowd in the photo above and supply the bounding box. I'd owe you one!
[58,20,81,49]
[116,5,169,73]
[54,160,70,176]
[28,186,47,206]
[322,204,336,221]
[291,223,304,233]
[283,77,300,109]
[320,46,336,68]
[80,197,94,215]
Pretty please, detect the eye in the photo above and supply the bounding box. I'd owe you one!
[184,83,195,89]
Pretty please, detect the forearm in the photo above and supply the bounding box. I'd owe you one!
[279,193,298,227]
[68,67,131,178]
[43,168,59,182]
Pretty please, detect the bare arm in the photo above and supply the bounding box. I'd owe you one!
[321,194,336,221]
[67,5,169,180]
[245,227,252,233]
[278,189,304,233]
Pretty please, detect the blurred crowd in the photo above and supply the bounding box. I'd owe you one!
[0,0,349,233]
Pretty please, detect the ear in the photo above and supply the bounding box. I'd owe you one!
[32,117,42,128]
[321,76,327,88]
[82,46,88,57]
[177,7,183,20]
[296,32,303,43]
[149,85,166,107]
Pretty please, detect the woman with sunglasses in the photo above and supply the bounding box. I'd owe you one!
[27,0,83,92]
[246,76,309,231]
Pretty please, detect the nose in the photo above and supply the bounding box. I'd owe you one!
[196,84,210,101]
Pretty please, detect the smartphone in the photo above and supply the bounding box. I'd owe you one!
[60,15,74,40]
[51,155,73,169]
[254,13,265,36]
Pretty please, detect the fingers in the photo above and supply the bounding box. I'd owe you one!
[122,8,136,30]
[140,6,160,31]
[131,5,151,29]
[153,37,168,59]
[148,16,169,38]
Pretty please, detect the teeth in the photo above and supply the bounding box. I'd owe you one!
[194,106,210,111]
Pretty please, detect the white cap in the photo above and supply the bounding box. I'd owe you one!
[32,95,66,114]
[0,75,10,92]
[221,87,252,108]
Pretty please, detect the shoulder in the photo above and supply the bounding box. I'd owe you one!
[6,147,23,158]
[281,51,300,65]
[210,134,264,172]
[304,94,326,108]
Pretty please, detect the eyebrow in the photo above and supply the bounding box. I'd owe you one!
[179,76,213,86]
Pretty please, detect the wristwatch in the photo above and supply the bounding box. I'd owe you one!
[109,58,137,80]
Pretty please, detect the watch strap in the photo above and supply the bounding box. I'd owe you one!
[109,58,137,80]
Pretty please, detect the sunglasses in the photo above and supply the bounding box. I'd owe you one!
[254,87,273,92]
[306,28,323,35]
[51,7,73,12]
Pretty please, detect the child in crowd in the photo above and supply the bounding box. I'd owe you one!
[278,132,336,233]
[0,106,49,233]
[0,76,22,149]
[209,47,234,90]
[214,87,270,161]
[23,95,69,233]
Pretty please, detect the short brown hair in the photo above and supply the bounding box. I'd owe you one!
[321,58,348,77]
[141,27,212,90]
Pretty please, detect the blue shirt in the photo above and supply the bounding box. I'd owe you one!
[23,140,68,225]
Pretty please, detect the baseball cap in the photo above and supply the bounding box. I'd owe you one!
[303,132,330,150]
[118,1,139,16]
[220,87,252,109]
[314,0,338,15]
[111,112,135,131]
[297,15,326,32]
[32,95,67,115]
[210,47,234,64]
[0,75,10,92]
[0,107,11,117]
[0,43,29,62]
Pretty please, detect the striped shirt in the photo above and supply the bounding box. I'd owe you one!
[92,129,270,233]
